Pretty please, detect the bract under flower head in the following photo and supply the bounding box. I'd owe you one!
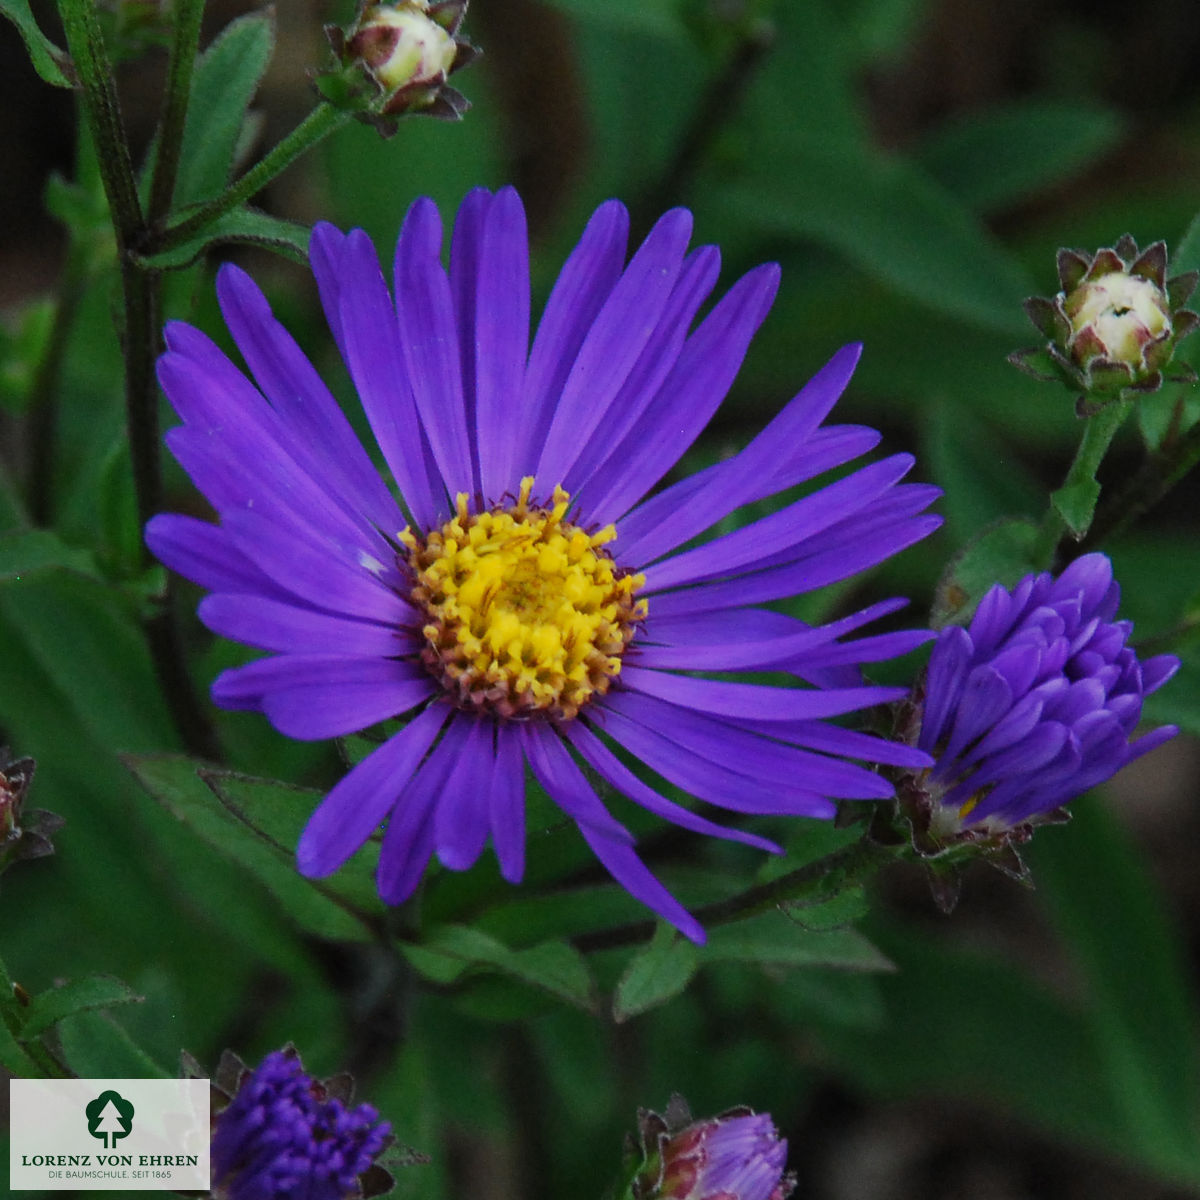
[210,1048,392,1200]
[909,553,1177,846]
[146,186,941,941]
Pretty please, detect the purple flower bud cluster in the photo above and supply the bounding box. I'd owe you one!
[211,1050,391,1200]
[918,553,1178,833]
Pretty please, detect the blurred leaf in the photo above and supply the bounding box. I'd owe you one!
[57,1009,171,1079]
[0,296,55,413]
[916,101,1124,215]
[139,207,310,270]
[699,910,893,971]
[923,401,1043,540]
[20,975,141,1039]
[612,924,698,1021]
[931,517,1041,628]
[1051,477,1101,538]
[0,530,101,582]
[401,925,596,1011]
[1030,803,1200,1179]
[0,0,71,87]
[174,9,275,208]
[0,567,176,749]
[819,919,1135,1155]
[123,754,378,942]
[540,0,687,39]
[717,143,1033,335]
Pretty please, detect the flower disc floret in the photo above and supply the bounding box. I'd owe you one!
[401,478,646,720]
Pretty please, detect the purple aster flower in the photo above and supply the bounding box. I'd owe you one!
[146,187,940,941]
[631,1102,794,1200]
[912,552,1178,840]
[210,1049,392,1200]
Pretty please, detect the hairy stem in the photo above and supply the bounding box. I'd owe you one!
[147,0,207,227]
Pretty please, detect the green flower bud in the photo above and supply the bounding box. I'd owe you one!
[1010,235,1199,414]
[0,752,63,881]
[347,4,458,96]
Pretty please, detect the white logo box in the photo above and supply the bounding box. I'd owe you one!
[10,1079,209,1191]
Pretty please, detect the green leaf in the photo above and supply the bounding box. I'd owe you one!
[200,768,381,914]
[1052,477,1102,538]
[612,924,698,1022]
[916,100,1124,214]
[0,1,71,87]
[0,529,102,583]
[1030,803,1200,1178]
[1173,208,1200,277]
[174,9,275,208]
[699,911,894,972]
[715,142,1033,335]
[923,401,1044,541]
[134,206,310,270]
[19,975,141,1039]
[402,925,596,1011]
[56,1009,170,1079]
[0,1012,41,1075]
[931,517,1041,628]
[123,754,378,942]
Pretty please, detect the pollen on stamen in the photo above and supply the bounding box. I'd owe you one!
[399,478,646,721]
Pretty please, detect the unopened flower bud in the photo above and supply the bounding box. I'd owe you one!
[348,4,457,94]
[629,1099,794,1200]
[1011,235,1199,413]
[318,0,478,133]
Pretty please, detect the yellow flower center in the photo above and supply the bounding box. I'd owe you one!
[400,478,646,721]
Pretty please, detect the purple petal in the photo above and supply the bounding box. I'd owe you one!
[517,199,629,475]
[392,199,474,499]
[566,722,782,853]
[264,679,432,740]
[199,594,415,657]
[298,704,447,876]
[591,703,835,817]
[616,343,863,564]
[377,718,467,904]
[471,187,530,501]
[522,723,704,943]
[578,262,781,525]
[535,208,694,488]
[434,717,496,870]
[488,728,527,883]
[145,514,284,598]
[621,665,904,721]
[337,227,444,527]
[518,724,633,844]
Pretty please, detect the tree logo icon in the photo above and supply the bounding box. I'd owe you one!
[85,1089,135,1149]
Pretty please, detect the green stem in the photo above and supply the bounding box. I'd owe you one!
[574,835,904,953]
[1034,396,1133,566]
[1083,412,1200,551]
[57,0,220,761]
[56,0,144,253]
[158,102,352,251]
[146,0,206,228]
